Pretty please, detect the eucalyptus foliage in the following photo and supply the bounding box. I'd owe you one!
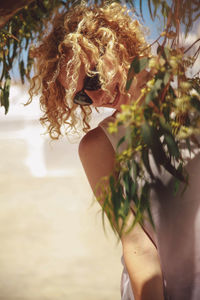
[100,48,200,236]
[0,0,66,114]
[97,1,200,236]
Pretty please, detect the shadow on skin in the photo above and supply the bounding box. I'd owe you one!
[141,275,165,300]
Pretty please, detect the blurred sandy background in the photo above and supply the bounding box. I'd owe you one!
[0,83,122,300]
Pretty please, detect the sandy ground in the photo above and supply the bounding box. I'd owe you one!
[0,84,122,300]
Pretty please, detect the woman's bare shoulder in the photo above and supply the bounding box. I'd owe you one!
[78,125,116,196]
[79,125,114,157]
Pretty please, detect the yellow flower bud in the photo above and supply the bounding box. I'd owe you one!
[149,58,157,68]
[159,57,166,67]
[147,78,155,88]
[169,57,178,69]
[180,81,191,90]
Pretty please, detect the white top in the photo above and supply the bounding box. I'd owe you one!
[99,115,200,300]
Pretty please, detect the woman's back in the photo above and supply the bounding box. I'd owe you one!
[150,152,200,300]
[99,115,200,300]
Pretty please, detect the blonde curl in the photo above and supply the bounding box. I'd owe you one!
[28,1,150,139]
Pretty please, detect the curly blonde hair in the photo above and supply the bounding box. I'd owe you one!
[29,1,150,139]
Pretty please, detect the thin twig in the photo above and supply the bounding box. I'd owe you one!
[184,38,200,54]
[141,34,162,53]
[193,69,200,77]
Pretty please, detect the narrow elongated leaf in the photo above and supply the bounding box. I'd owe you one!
[186,138,191,155]
[164,133,180,159]
[1,76,10,114]
[145,89,158,105]
[123,199,130,217]
[139,0,143,20]
[157,45,164,55]
[144,106,153,120]
[146,200,155,229]
[116,136,125,151]
[148,0,154,20]
[132,160,139,180]
[141,122,184,180]
[164,47,170,59]
[126,57,149,90]
[190,96,200,112]
[153,0,158,19]
[141,122,155,147]
[163,72,170,85]
[163,105,170,122]
[132,57,149,74]
[173,177,181,196]
[145,78,163,105]
[123,172,130,196]
[159,116,172,134]
[130,181,137,199]
[154,78,163,90]
[140,182,150,213]
[142,148,155,179]
[19,60,25,84]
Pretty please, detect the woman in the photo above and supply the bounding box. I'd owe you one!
[29,2,200,300]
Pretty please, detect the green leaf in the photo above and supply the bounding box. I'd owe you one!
[141,123,163,171]
[126,57,149,90]
[141,122,184,181]
[131,56,149,74]
[159,116,172,134]
[125,127,132,144]
[186,138,191,155]
[169,85,176,98]
[123,196,130,217]
[1,76,10,114]
[164,133,180,159]
[154,78,163,90]
[109,175,115,194]
[148,0,154,20]
[153,0,158,19]
[144,106,153,120]
[126,56,148,91]
[19,60,25,84]
[132,160,139,180]
[141,122,155,148]
[140,182,150,213]
[157,45,164,55]
[145,89,157,105]
[123,172,130,196]
[142,148,155,179]
[190,96,200,112]
[139,0,143,20]
[163,72,170,85]
[146,200,155,229]
[126,77,134,91]
[116,136,125,151]
[130,181,137,199]
[173,163,184,196]
[145,79,163,105]
[173,177,181,196]
[163,104,170,122]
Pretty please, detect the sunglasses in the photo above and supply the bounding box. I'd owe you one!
[73,72,101,106]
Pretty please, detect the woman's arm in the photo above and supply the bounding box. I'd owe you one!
[78,125,164,300]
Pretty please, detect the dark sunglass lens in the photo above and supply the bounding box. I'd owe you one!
[84,74,101,90]
[73,90,93,106]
